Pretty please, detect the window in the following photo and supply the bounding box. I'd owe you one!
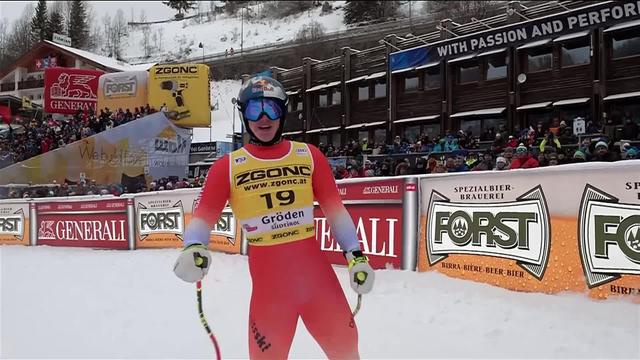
[458,63,480,83]
[296,99,303,111]
[486,55,507,80]
[331,88,341,106]
[374,81,386,98]
[561,42,590,67]
[332,133,341,147]
[404,75,419,91]
[404,125,421,143]
[374,128,386,145]
[424,123,441,137]
[358,130,369,143]
[527,48,552,72]
[319,134,328,145]
[358,85,369,101]
[612,31,640,58]
[424,67,441,89]
[37,94,41,99]
[319,93,328,107]
[460,118,502,137]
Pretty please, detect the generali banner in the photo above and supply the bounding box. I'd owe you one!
[35,198,132,249]
[315,177,419,270]
[418,161,640,302]
[131,188,241,254]
[97,71,149,114]
[44,67,104,115]
[0,201,30,246]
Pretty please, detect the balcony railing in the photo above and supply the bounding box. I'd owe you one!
[0,83,15,92]
[17,79,44,90]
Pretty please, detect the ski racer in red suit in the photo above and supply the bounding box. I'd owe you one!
[173,75,375,359]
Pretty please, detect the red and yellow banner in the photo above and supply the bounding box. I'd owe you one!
[44,67,104,115]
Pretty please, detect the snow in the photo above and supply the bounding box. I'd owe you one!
[191,79,243,144]
[1,245,638,359]
[123,4,347,64]
[43,40,144,72]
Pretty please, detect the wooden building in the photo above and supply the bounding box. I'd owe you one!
[273,1,640,148]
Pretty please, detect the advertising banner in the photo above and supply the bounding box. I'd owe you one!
[133,188,241,254]
[44,67,104,115]
[148,64,211,128]
[315,177,419,270]
[0,112,190,186]
[418,161,640,302]
[0,201,30,246]
[35,198,132,249]
[97,71,149,114]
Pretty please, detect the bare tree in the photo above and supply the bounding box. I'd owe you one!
[7,4,35,62]
[140,25,152,58]
[0,19,10,69]
[423,1,506,23]
[139,9,147,23]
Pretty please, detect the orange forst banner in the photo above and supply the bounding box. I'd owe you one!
[418,162,640,303]
[0,202,30,246]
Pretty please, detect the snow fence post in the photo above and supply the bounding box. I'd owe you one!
[402,177,419,271]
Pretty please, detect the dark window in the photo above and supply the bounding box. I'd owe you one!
[527,47,552,72]
[561,42,590,67]
[319,93,328,107]
[424,67,441,89]
[405,75,419,91]
[296,99,303,111]
[424,123,441,138]
[358,130,369,143]
[458,63,480,83]
[612,31,640,58]
[374,81,386,98]
[486,55,507,80]
[374,128,386,145]
[319,134,328,145]
[331,88,341,106]
[404,125,421,143]
[332,132,341,147]
[358,85,369,101]
[461,118,502,137]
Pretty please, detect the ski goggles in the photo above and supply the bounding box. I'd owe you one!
[242,98,284,122]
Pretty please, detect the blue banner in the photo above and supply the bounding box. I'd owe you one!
[390,47,430,72]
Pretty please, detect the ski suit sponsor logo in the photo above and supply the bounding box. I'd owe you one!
[578,185,640,288]
[261,210,304,230]
[235,165,311,187]
[426,186,551,280]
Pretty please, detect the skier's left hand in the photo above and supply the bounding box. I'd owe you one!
[346,251,375,294]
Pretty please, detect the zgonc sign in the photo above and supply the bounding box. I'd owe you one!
[35,199,132,249]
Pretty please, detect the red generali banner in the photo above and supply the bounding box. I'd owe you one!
[315,178,411,270]
[36,199,131,249]
[44,67,104,115]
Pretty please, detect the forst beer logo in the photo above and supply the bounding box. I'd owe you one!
[104,75,137,98]
[578,185,640,288]
[0,209,25,241]
[426,186,551,280]
[211,211,236,244]
[137,201,184,240]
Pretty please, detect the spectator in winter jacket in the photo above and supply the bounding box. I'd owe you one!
[509,144,539,169]
[591,141,620,162]
[506,135,519,149]
[558,120,575,144]
[539,131,562,153]
[621,118,639,140]
[494,156,508,170]
[491,133,505,155]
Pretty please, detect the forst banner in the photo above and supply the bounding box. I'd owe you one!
[35,198,132,249]
[418,161,640,302]
[0,112,190,186]
[0,202,30,246]
[148,64,211,128]
[315,177,419,270]
[97,71,149,114]
[44,67,104,115]
[132,188,241,254]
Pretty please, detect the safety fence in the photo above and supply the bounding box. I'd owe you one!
[1,161,638,302]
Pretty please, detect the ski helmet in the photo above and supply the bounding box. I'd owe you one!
[236,75,288,146]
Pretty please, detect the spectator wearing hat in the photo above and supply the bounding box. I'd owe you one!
[625,147,639,160]
[539,130,562,153]
[509,144,539,169]
[592,141,620,162]
[494,156,508,170]
[491,133,505,155]
[573,149,587,163]
[621,117,639,140]
[558,120,575,144]
[506,135,519,148]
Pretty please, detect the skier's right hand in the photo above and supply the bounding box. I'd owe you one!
[173,244,211,283]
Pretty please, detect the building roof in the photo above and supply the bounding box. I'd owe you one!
[0,41,157,80]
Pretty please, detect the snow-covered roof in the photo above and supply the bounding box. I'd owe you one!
[43,40,140,72]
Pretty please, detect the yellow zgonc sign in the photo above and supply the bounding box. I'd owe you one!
[148,64,211,128]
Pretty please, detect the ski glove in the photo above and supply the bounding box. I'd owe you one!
[173,244,211,283]
[346,251,375,294]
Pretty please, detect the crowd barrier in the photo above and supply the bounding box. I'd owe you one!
[1,161,638,302]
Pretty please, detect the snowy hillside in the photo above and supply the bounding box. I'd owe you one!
[123,2,348,64]
[1,245,638,359]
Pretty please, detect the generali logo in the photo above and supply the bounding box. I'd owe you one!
[362,185,399,195]
[0,208,25,240]
[426,186,551,280]
[578,185,640,288]
[137,201,185,240]
[50,72,97,100]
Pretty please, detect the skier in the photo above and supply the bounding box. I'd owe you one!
[173,75,375,359]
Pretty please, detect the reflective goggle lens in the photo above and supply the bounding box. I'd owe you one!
[243,99,283,121]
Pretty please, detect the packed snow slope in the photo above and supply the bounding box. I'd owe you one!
[1,246,638,359]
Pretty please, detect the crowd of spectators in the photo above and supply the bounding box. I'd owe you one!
[0,105,157,166]
[321,115,640,179]
[0,175,206,200]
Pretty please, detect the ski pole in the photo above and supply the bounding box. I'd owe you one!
[196,280,222,360]
[351,271,367,317]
